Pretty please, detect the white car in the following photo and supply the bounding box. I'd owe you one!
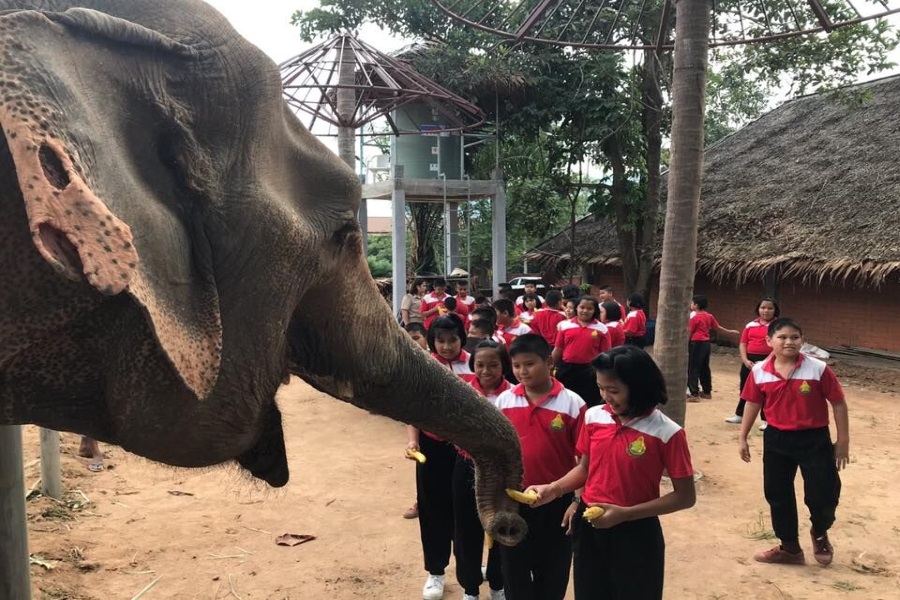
[507,276,545,291]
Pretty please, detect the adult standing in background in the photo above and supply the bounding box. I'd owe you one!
[401,278,427,326]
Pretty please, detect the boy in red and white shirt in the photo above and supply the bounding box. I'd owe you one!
[739,318,849,567]
[491,334,585,600]
[453,281,475,319]
[526,345,695,599]
[529,290,567,348]
[492,298,531,348]
[687,295,739,401]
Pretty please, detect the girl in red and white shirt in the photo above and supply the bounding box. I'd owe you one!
[453,341,510,600]
[552,296,610,407]
[527,346,696,600]
[727,297,779,425]
[405,314,471,599]
[600,301,626,348]
[622,293,648,348]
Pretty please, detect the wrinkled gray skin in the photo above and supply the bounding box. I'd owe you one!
[0,0,525,545]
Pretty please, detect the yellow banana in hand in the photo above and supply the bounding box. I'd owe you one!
[406,449,427,463]
[505,488,538,505]
[582,506,605,521]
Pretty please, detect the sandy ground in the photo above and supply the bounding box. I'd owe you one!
[21,354,900,599]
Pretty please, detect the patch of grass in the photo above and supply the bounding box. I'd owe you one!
[745,511,777,541]
[832,580,863,591]
[40,505,72,521]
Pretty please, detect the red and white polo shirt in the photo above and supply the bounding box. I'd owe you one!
[689,310,721,342]
[422,291,449,330]
[740,318,771,355]
[577,405,693,507]
[430,350,473,376]
[530,308,568,346]
[741,354,845,431]
[605,320,626,348]
[492,379,586,488]
[623,309,647,337]
[554,319,610,364]
[499,320,532,348]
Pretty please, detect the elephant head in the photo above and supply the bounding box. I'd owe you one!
[0,0,525,544]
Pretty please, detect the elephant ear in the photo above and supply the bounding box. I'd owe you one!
[0,8,221,399]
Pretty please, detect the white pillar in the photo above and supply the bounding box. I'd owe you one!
[391,166,407,317]
[491,170,507,297]
[0,426,31,600]
[445,202,459,274]
[39,428,61,500]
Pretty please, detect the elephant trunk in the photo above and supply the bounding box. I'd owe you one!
[287,272,526,545]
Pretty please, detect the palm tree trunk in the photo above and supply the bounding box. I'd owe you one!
[655,0,711,427]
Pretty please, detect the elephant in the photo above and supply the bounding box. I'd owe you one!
[0,0,525,546]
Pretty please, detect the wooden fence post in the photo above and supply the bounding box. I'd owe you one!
[0,425,32,599]
[39,429,62,500]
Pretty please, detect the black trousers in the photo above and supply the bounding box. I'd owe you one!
[687,340,712,395]
[763,426,841,543]
[625,335,647,349]
[452,455,504,595]
[416,431,457,575]
[497,495,573,600]
[734,352,770,418]
[572,504,665,600]
[556,361,602,407]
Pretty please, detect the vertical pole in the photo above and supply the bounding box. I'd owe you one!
[491,168,507,297]
[0,426,32,600]
[336,38,366,254]
[447,202,459,273]
[39,429,61,500]
[391,165,407,317]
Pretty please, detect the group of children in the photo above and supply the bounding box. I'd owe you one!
[400,281,850,599]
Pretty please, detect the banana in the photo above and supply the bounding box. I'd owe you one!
[406,449,427,463]
[505,488,538,505]
[582,506,606,521]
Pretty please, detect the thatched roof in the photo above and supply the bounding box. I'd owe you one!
[526,75,900,286]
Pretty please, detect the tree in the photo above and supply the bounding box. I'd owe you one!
[655,0,710,427]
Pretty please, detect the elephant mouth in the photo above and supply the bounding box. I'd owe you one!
[236,403,289,487]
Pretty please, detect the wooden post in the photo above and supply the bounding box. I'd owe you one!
[39,428,61,500]
[0,425,32,600]
[491,169,507,297]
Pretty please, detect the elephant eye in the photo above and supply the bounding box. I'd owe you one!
[330,220,362,251]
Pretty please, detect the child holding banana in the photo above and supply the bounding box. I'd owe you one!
[453,340,511,600]
[408,315,472,600]
[526,346,696,600]
[492,334,586,600]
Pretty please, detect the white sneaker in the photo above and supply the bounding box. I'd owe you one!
[423,574,445,600]
[725,414,742,424]
[758,421,768,431]
[490,590,506,600]
[463,595,479,600]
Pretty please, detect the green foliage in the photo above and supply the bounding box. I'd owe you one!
[293,0,899,285]
[366,234,393,277]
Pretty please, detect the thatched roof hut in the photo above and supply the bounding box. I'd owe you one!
[526,74,900,287]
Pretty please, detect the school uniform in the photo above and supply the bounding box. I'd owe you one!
[516,294,545,307]
[529,308,568,348]
[499,320,532,348]
[416,351,472,577]
[554,319,610,407]
[622,309,647,348]
[687,310,720,396]
[422,291,449,330]
[734,318,772,417]
[573,405,693,600]
[491,380,586,600]
[454,295,474,319]
[741,354,845,544]
[604,320,626,348]
[453,377,511,597]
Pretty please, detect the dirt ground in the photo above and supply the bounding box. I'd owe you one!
[21,354,900,599]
